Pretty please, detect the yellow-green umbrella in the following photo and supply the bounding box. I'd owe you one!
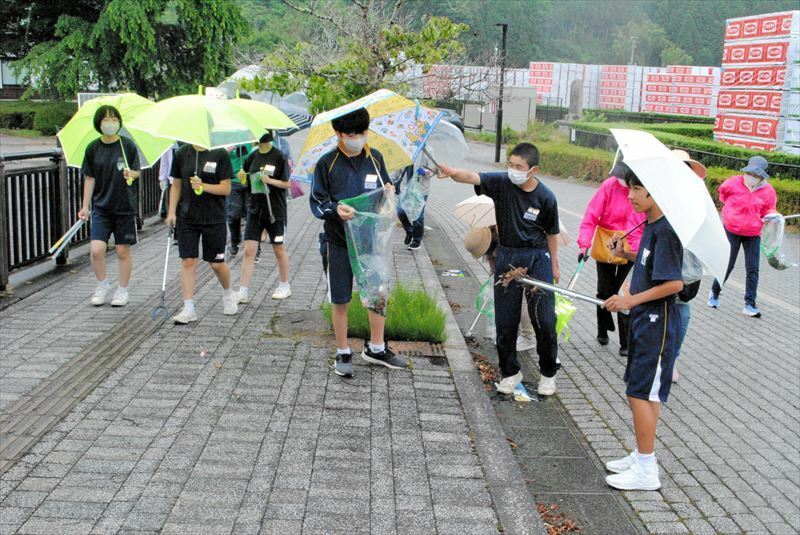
[56,93,174,168]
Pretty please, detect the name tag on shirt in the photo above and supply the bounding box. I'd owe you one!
[263,164,276,177]
[641,248,650,266]
[365,174,378,190]
[523,207,540,221]
[203,161,217,173]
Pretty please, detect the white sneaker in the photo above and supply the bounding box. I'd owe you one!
[110,288,129,307]
[606,461,661,491]
[537,374,557,396]
[605,451,637,474]
[237,288,250,304]
[516,335,536,351]
[90,284,111,306]
[173,307,198,324]
[223,293,238,315]
[495,371,522,394]
[271,283,291,300]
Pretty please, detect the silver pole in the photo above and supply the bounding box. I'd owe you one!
[515,276,606,307]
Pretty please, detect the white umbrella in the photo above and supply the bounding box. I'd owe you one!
[610,128,730,282]
[425,120,470,168]
[454,194,571,246]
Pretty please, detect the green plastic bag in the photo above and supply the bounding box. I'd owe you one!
[554,293,577,341]
[475,277,495,319]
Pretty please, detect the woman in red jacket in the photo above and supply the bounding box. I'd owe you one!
[708,156,778,318]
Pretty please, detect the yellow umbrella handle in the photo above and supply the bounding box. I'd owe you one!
[119,138,134,186]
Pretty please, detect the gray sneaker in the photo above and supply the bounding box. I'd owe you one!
[361,345,408,370]
[334,352,353,377]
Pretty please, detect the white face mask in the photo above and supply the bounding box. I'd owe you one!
[744,174,762,188]
[507,168,530,185]
[100,120,120,136]
[342,135,367,153]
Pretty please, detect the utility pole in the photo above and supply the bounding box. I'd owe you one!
[494,23,508,163]
[629,35,638,65]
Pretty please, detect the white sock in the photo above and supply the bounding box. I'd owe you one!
[636,451,656,468]
[117,285,128,293]
[280,281,290,288]
[184,299,195,311]
[336,347,351,355]
[369,342,385,353]
[223,288,235,299]
[99,279,110,288]
[239,286,248,293]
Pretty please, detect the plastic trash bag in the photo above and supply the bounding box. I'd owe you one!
[289,179,305,199]
[682,250,705,284]
[761,215,797,270]
[554,293,577,341]
[475,278,495,319]
[341,188,397,316]
[398,174,426,222]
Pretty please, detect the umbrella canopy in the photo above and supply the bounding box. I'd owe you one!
[454,194,571,246]
[610,128,730,281]
[127,95,267,149]
[226,98,298,131]
[292,89,443,183]
[425,119,469,168]
[57,93,174,168]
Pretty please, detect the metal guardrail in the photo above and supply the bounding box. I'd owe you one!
[569,128,800,180]
[0,149,161,291]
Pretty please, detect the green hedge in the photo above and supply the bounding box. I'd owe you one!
[582,108,714,125]
[0,101,77,136]
[514,140,799,223]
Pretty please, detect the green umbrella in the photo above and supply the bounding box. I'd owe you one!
[126,95,268,149]
[56,93,174,168]
[227,98,298,131]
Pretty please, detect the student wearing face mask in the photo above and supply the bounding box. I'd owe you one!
[437,143,561,397]
[310,107,409,378]
[708,156,778,317]
[78,105,141,307]
[577,163,647,356]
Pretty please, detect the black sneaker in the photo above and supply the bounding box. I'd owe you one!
[619,347,628,357]
[361,345,408,370]
[230,244,239,256]
[408,239,422,251]
[597,335,609,346]
[254,245,261,264]
[404,234,412,246]
[334,352,353,377]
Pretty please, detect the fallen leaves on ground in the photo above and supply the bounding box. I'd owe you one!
[213,361,222,369]
[448,300,462,312]
[472,353,499,391]
[537,503,582,534]
[506,437,518,450]
[200,349,209,358]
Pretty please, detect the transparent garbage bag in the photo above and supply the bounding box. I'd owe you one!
[761,215,797,270]
[341,188,397,316]
[398,174,426,222]
[682,250,705,284]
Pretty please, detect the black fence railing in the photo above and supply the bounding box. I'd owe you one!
[1,149,162,291]
[569,128,800,180]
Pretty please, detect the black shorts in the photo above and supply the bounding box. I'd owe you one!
[624,301,680,403]
[177,221,227,262]
[244,211,286,245]
[324,240,353,305]
[90,211,137,245]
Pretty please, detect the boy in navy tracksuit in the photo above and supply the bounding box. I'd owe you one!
[310,107,409,378]
[604,163,683,491]
[436,142,561,397]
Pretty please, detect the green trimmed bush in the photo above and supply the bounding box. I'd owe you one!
[581,108,714,125]
[0,100,76,136]
[321,284,447,343]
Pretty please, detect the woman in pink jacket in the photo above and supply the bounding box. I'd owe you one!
[577,163,646,356]
[708,156,778,318]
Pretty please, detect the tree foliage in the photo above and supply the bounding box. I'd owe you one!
[240,0,467,113]
[11,0,248,99]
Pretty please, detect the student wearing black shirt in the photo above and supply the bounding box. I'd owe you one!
[166,144,236,324]
[310,107,408,377]
[437,143,561,397]
[236,131,292,303]
[78,105,141,307]
[604,165,684,492]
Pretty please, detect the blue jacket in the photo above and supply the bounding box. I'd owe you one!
[310,145,390,246]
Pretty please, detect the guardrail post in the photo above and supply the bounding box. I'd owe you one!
[53,149,70,266]
[0,156,9,292]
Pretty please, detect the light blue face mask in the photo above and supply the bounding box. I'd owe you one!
[507,168,529,185]
[101,120,120,136]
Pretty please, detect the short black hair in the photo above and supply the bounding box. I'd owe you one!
[509,142,540,169]
[620,163,646,191]
[259,130,273,143]
[331,107,370,134]
[93,105,122,134]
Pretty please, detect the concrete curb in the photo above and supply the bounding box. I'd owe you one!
[415,245,546,535]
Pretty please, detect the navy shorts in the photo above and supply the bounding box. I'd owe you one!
[244,211,286,245]
[90,210,137,245]
[324,240,353,305]
[177,221,227,263]
[624,300,681,403]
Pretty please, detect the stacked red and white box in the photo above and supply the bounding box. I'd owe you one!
[715,10,800,155]
[642,65,720,117]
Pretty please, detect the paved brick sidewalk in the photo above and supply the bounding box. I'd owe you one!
[424,162,800,535]
[0,200,515,534]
